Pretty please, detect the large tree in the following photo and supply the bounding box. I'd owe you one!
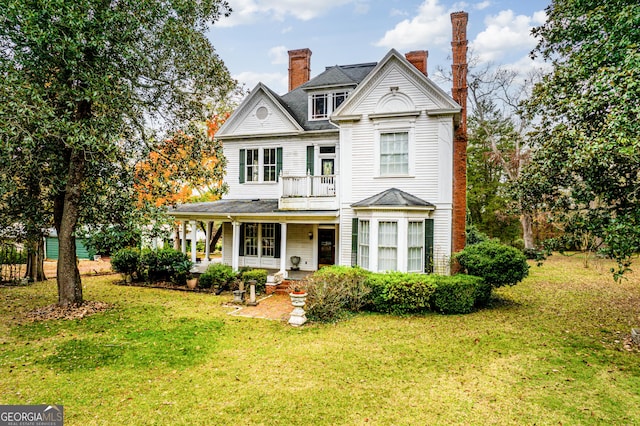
[518,0,640,278]
[0,0,236,305]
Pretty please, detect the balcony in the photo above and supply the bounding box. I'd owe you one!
[278,174,338,210]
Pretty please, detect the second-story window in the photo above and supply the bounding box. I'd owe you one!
[246,149,259,182]
[263,148,277,182]
[239,147,282,184]
[380,132,409,175]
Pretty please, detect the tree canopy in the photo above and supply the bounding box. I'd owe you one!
[0,0,237,304]
[518,0,640,278]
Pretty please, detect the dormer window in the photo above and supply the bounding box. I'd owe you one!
[310,91,350,120]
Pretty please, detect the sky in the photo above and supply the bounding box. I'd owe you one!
[207,0,552,96]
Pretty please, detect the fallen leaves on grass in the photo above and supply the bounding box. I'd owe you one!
[25,301,112,322]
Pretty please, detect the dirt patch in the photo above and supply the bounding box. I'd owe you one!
[25,301,112,322]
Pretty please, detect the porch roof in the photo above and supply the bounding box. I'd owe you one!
[351,188,435,210]
[169,199,339,221]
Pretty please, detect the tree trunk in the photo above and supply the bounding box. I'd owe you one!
[56,150,85,306]
[25,236,47,282]
[520,213,535,250]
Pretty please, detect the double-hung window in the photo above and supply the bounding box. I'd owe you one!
[245,149,259,182]
[239,147,282,183]
[244,223,258,256]
[261,223,275,257]
[378,221,398,271]
[358,220,370,269]
[380,132,409,175]
[263,148,277,182]
[407,221,424,272]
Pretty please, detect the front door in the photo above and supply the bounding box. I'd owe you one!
[318,228,335,267]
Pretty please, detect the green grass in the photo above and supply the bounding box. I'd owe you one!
[1,254,639,425]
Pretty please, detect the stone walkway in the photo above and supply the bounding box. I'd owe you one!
[228,294,292,321]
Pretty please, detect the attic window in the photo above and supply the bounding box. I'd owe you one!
[256,106,268,120]
[309,91,350,120]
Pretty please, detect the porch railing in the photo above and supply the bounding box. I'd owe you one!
[281,174,337,198]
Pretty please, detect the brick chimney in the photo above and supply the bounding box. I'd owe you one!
[288,48,312,91]
[450,11,468,254]
[405,50,428,76]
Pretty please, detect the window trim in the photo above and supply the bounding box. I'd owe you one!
[373,119,416,177]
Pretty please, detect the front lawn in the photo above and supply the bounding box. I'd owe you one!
[1,255,639,425]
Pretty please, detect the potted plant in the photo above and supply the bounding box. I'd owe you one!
[186,274,198,289]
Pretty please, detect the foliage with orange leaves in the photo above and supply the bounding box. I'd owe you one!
[134,113,230,207]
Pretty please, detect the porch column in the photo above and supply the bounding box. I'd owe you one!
[181,221,187,254]
[279,222,288,278]
[204,221,212,262]
[190,220,197,264]
[231,221,240,271]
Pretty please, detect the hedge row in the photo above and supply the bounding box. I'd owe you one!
[111,247,192,285]
[300,266,490,321]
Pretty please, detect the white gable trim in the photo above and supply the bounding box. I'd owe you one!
[331,49,461,120]
[217,83,304,139]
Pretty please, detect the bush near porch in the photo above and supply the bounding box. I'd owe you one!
[302,241,529,321]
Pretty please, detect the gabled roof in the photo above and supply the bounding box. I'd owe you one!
[351,188,435,209]
[216,83,303,138]
[332,49,461,119]
[280,62,377,131]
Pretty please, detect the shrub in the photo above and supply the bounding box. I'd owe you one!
[241,269,268,293]
[198,263,236,290]
[473,279,493,307]
[431,275,483,314]
[140,248,192,285]
[366,272,437,315]
[111,248,140,278]
[304,266,371,322]
[454,241,529,288]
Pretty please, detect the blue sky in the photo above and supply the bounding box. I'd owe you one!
[207,0,551,95]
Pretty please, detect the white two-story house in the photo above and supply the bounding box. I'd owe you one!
[171,12,469,277]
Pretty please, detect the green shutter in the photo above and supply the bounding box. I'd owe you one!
[351,218,359,266]
[306,146,314,175]
[239,149,246,183]
[238,223,245,256]
[274,223,282,258]
[424,218,434,273]
[276,147,283,182]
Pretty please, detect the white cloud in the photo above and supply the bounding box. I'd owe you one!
[474,1,490,10]
[234,71,288,94]
[218,0,360,27]
[374,0,451,50]
[471,9,546,62]
[268,46,289,65]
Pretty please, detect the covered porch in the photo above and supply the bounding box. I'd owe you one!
[169,199,339,277]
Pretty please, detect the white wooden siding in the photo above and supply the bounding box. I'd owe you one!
[224,98,299,136]
[223,136,338,200]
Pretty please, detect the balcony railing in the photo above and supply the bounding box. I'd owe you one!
[281,174,336,198]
